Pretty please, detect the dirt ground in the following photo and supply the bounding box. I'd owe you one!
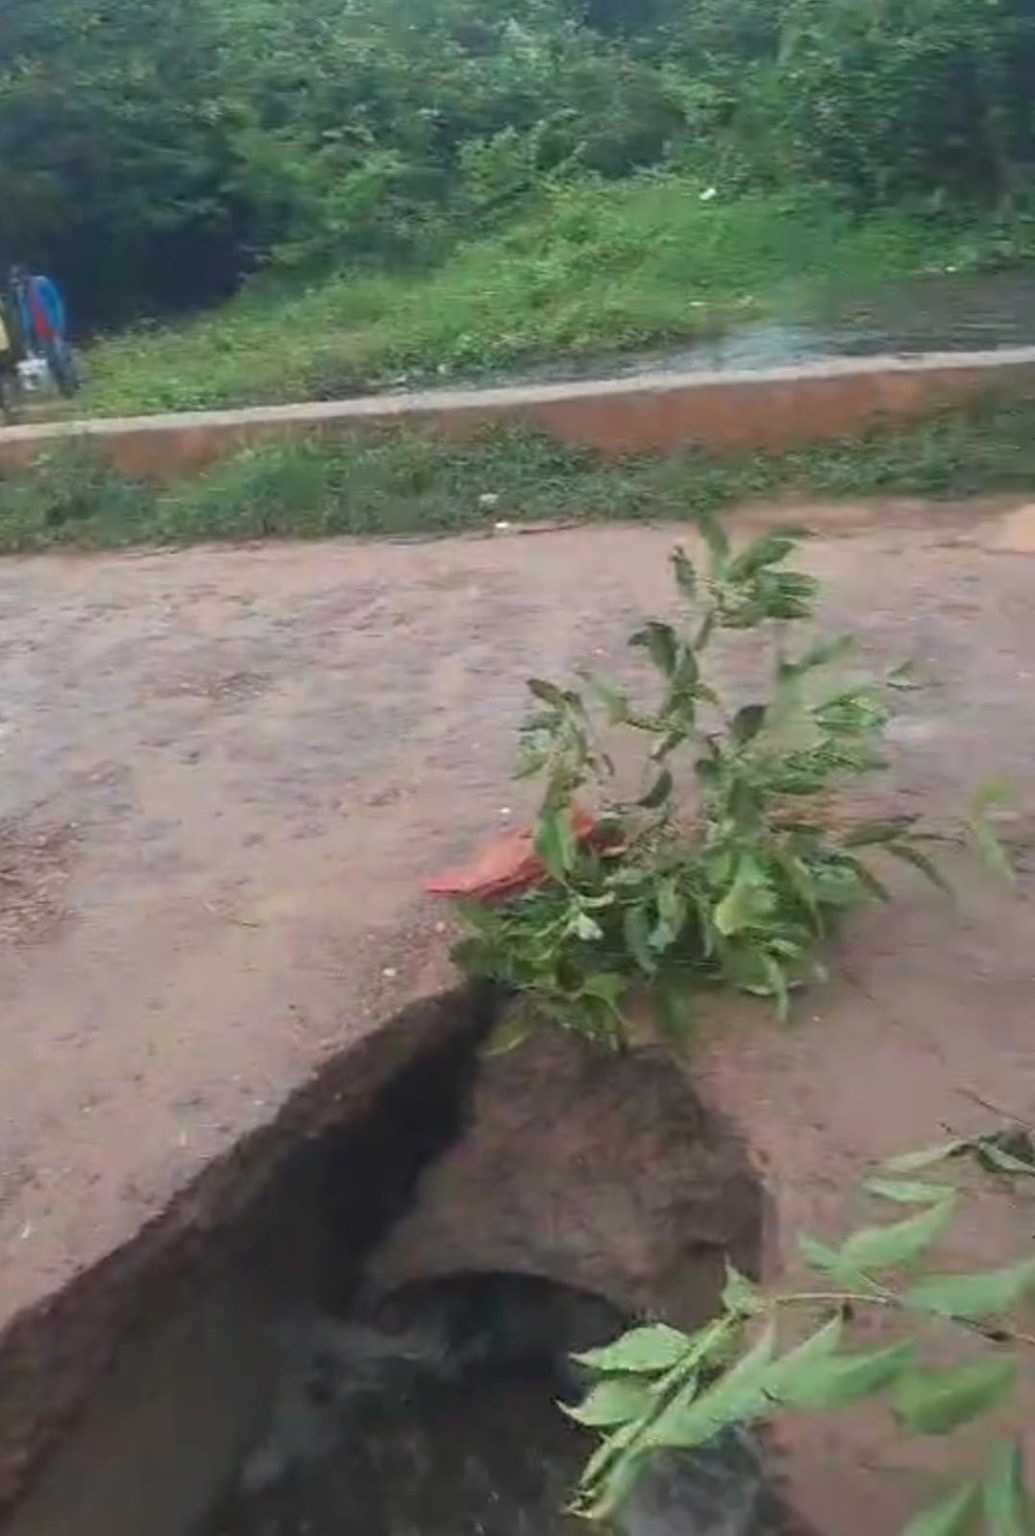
[1,499,1035,1528]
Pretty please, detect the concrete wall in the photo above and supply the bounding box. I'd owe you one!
[3,347,1035,481]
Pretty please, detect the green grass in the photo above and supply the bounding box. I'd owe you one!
[75,180,1023,418]
[3,395,1035,555]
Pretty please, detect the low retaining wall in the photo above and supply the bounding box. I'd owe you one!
[3,346,1035,481]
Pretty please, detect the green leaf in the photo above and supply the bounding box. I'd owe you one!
[651,726,689,762]
[979,1142,1035,1177]
[840,1193,955,1273]
[797,1231,851,1275]
[843,817,919,848]
[762,1314,844,1400]
[971,778,1014,810]
[576,1442,646,1522]
[773,850,823,929]
[534,806,577,880]
[586,673,630,724]
[562,1377,654,1428]
[722,1263,763,1318]
[644,1323,777,1447]
[884,842,954,897]
[572,911,605,941]
[573,1323,692,1374]
[728,527,809,579]
[900,1481,983,1536]
[844,856,892,903]
[696,508,730,565]
[638,769,674,809]
[713,856,773,937]
[884,1142,967,1173]
[671,546,697,601]
[630,621,679,678]
[762,570,820,619]
[864,1179,957,1205]
[904,1259,1035,1322]
[732,703,767,746]
[579,971,627,1010]
[652,876,687,945]
[664,646,700,708]
[623,903,656,976]
[528,677,570,708]
[780,633,855,679]
[893,1356,1016,1435]
[983,1439,1032,1535]
[777,1340,914,1409]
[759,952,791,1022]
[968,791,1015,882]
[577,1415,642,1492]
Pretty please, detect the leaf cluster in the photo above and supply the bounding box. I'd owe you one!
[569,1136,1035,1533]
[455,520,952,1049]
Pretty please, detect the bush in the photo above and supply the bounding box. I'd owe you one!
[451,523,956,1050]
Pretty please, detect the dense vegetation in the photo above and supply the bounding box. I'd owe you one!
[82,187,1009,415]
[3,0,1035,334]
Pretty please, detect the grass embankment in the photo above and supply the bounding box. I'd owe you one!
[3,397,1035,554]
[77,182,1023,417]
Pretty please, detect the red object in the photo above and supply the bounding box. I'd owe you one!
[425,804,598,900]
[27,282,52,343]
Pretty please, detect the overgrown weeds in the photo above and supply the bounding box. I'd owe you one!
[75,183,1035,417]
[450,520,965,1049]
[5,396,1035,554]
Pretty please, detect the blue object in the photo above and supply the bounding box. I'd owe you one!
[32,275,66,337]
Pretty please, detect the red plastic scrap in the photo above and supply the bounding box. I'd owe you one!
[425,804,597,901]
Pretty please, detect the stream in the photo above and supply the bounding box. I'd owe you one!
[206,1275,798,1536]
[443,268,1035,391]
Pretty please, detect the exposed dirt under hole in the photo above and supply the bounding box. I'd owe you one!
[2,500,1035,1533]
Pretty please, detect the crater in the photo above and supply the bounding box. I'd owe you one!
[1,988,777,1536]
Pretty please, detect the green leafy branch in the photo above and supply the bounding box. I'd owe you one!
[454,518,980,1050]
[566,1134,1035,1534]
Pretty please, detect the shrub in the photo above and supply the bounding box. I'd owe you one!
[452,520,954,1049]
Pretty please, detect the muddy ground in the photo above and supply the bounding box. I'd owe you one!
[1,500,1034,1531]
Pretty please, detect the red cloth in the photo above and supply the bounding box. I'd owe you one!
[27,283,52,343]
[425,804,598,900]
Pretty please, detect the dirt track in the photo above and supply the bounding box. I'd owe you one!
[2,500,1035,1431]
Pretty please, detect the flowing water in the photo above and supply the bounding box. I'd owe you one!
[446,269,1035,391]
[206,1276,797,1536]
